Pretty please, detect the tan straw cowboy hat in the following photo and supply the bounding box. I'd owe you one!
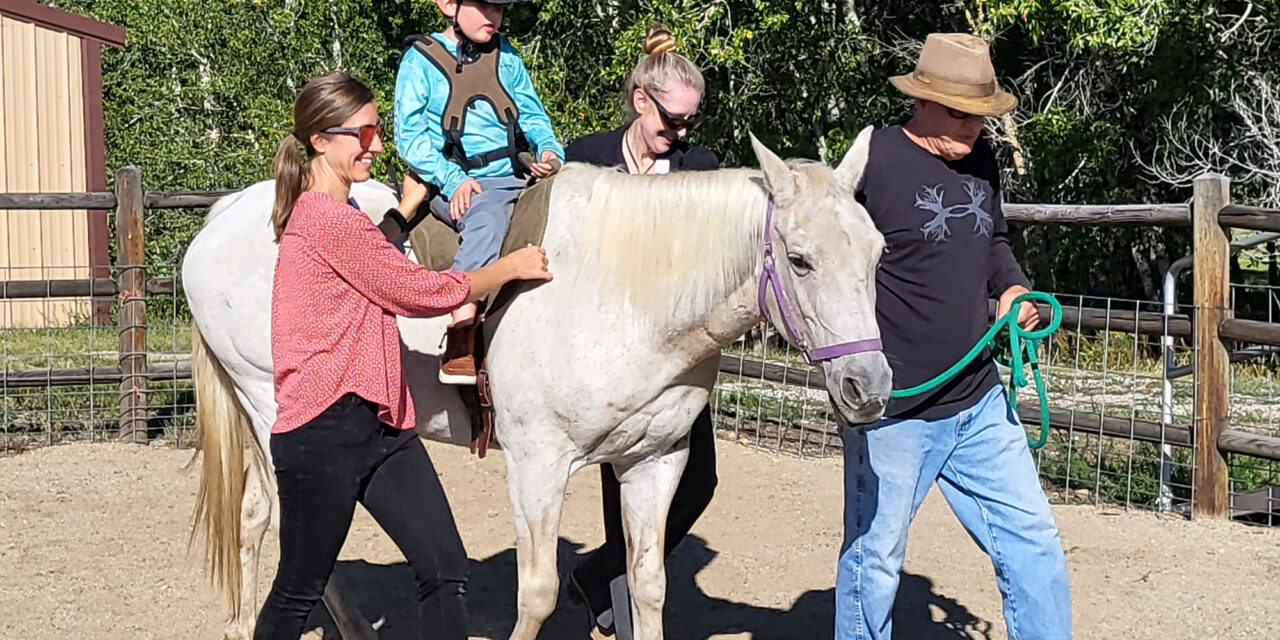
[890,33,1016,116]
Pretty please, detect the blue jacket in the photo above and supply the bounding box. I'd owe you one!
[394,33,565,198]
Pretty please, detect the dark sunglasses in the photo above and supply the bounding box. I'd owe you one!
[944,106,980,120]
[323,121,383,148]
[646,91,704,132]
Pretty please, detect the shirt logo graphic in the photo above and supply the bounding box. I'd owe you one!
[915,179,993,243]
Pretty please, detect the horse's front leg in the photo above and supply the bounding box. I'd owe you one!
[616,442,689,640]
[504,439,574,640]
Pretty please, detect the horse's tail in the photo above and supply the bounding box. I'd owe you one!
[188,320,260,617]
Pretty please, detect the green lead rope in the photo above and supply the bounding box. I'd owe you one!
[889,291,1062,450]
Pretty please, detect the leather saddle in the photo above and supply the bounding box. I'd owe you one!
[405,166,558,458]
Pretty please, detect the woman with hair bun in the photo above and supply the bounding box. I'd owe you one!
[566,24,716,175]
[563,24,719,639]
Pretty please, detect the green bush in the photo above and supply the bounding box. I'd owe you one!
[43,0,1280,311]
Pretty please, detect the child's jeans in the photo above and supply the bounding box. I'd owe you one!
[429,175,528,271]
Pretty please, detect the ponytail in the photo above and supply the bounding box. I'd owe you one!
[271,133,306,241]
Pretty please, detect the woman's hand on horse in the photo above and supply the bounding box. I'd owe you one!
[503,245,553,282]
[450,179,483,221]
[464,246,551,303]
[528,150,560,179]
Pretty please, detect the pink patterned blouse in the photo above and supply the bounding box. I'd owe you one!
[270,191,470,434]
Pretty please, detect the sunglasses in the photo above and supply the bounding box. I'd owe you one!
[646,91,704,132]
[944,106,980,120]
[323,121,383,149]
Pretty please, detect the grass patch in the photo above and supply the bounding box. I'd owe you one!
[1,324,192,370]
[1,323,196,452]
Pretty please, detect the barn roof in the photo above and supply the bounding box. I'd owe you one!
[0,0,125,47]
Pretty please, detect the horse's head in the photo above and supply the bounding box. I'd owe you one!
[750,127,891,424]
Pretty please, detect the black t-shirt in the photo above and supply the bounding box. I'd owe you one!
[564,124,719,171]
[857,126,1029,420]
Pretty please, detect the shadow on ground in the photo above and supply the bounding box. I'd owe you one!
[306,535,993,639]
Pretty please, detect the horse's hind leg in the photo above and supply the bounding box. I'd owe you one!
[230,461,272,639]
[617,445,689,640]
[504,445,572,640]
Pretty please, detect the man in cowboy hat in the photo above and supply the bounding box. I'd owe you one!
[838,33,1072,640]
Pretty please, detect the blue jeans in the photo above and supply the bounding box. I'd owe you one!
[429,175,528,271]
[836,385,1071,640]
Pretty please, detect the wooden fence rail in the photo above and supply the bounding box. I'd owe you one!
[4,189,1277,226]
[3,169,1280,519]
[0,361,191,389]
[0,191,116,210]
[985,300,1193,339]
[0,277,176,299]
[1005,203,1191,226]
[0,188,234,211]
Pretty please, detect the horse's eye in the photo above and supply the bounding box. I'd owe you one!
[787,253,813,274]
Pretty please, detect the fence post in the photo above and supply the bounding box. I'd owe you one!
[1192,173,1231,518]
[115,166,148,442]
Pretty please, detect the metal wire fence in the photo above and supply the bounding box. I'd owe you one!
[710,292,1205,515]
[1227,278,1280,526]
[5,266,1279,527]
[2,281,1269,524]
[2,195,1279,526]
[1034,295,1195,513]
[0,259,195,454]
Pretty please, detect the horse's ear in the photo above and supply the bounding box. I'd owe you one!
[834,125,874,192]
[750,133,796,202]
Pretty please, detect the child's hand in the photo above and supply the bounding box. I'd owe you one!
[450,179,483,221]
[528,150,560,179]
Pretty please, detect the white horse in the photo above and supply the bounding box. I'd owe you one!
[183,129,891,640]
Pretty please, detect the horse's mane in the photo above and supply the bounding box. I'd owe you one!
[568,164,768,325]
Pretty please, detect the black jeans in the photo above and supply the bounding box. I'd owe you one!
[572,405,719,615]
[254,393,468,640]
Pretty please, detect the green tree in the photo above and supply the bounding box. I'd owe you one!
[45,0,1280,306]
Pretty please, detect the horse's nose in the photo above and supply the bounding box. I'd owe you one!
[842,375,869,406]
[842,375,888,412]
[833,353,892,423]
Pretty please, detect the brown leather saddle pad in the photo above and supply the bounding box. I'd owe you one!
[405,172,557,457]
[407,172,555,316]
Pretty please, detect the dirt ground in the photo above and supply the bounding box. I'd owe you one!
[1,441,1277,640]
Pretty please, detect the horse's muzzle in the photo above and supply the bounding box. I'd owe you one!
[827,351,892,425]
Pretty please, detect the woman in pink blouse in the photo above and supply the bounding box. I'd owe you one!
[257,71,550,640]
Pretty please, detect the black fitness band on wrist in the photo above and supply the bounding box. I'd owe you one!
[384,207,411,233]
[385,206,430,234]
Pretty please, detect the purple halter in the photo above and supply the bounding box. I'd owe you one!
[757,198,883,363]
